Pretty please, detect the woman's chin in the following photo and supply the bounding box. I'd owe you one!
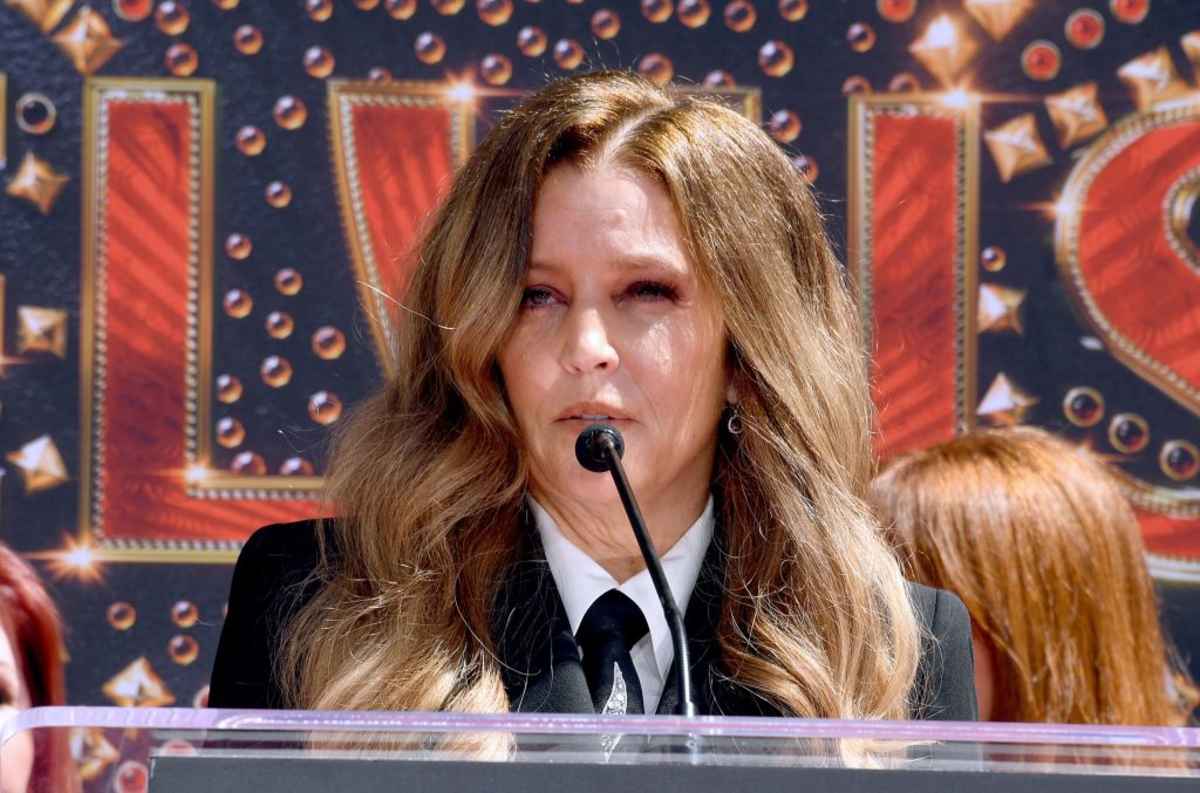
[536,467,633,511]
[565,471,626,504]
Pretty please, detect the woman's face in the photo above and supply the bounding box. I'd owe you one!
[0,623,33,793]
[498,163,729,521]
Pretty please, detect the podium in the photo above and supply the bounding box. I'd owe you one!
[4,706,1198,792]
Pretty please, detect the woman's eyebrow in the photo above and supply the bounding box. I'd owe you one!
[527,253,686,275]
[614,253,687,273]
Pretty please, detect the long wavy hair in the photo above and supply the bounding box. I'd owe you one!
[870,427,1198,725]
[0,542,79,793]
[282,70,920,719]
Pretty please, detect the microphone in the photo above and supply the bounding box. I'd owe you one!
[573,424,624,473]
[574,424,696,717]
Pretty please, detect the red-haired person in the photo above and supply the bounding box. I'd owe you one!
[870,427,1197,725]
[0,542,78,793]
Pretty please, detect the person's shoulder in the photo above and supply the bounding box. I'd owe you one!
[210,518,336,709]
[241,517,330,550]
[905,580,978,720]
[905,580,969,636]
[234,518,337,587]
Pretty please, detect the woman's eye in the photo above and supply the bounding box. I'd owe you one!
[519,287,558,308]
[627,280,678,301]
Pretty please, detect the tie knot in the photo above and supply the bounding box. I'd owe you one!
[575,589,649,656]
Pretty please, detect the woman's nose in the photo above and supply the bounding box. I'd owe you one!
[562,306,619,374]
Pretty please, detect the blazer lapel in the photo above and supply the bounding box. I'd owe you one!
[495,551,595,714]
[654,535,784,718]
[654,537,722,716]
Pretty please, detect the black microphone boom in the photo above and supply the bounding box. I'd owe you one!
[574,423,696,717]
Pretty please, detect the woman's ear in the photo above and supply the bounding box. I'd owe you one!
[726,381,739,405]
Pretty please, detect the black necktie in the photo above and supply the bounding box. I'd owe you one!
[575,589,649,715]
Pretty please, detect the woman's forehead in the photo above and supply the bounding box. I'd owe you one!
[529,165,692,271]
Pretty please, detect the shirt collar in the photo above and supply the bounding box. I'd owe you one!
[529,495,715,682]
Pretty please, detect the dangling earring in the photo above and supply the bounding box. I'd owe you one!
[725,404,743,435]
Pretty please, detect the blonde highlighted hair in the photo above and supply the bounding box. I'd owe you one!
[282,71,920,719]
[870,426,1198,725]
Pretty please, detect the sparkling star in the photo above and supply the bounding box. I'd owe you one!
[978,284,1027,335]
[984,113,1052,183]
[5,0,73,32]
[977,373,1039,426]
[963,0,1034,42]
[1117,47,1193,111]
[69,728,120,782]
[16,305,68,358]
[1183,32,1200,83]
[1044,83,1108,149]
[51,6,124,75]
[5,151,70,215]
[102,657,176,708]
[6,434,68,494]
[910,14,979,87]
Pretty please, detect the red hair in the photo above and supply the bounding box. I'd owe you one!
[0,542,78,793]
[870,428,1197,725]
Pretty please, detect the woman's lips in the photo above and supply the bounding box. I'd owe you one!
[556,417,632,423]
[555,405,632,422]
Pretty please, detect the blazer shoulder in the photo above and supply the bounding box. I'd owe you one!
[906,581,941,627]
[237,518,332,577]
[209,518,335,709]
[228,517,336,638]
[906,581,979,721]
[907,581,971,632]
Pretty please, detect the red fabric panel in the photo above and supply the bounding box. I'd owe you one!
[350,102,454,302]
[869,113,960,461]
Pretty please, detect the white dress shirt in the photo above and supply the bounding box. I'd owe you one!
[529,496,715,714]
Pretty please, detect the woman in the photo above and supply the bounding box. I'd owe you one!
[0,542,78,793]
[211,71,975,720]
[870,427,1197,725]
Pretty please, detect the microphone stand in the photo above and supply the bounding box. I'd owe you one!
[584,429,697,719]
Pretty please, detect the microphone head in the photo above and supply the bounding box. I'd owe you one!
[575,424,624,473]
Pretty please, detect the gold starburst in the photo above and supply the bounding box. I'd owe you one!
[30,535,105,583]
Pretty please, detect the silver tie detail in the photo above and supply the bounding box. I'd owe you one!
[601,662,628,758]
[601,662,629,715]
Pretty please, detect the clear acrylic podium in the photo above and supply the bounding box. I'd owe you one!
[5,707,1198,792]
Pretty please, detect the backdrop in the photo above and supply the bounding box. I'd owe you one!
[1,0,1198,787]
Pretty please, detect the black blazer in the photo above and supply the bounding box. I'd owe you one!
[210,518,977,720]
